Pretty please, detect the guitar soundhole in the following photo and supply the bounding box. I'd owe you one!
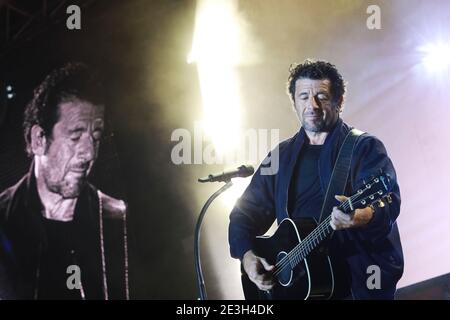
[276,251,293,287]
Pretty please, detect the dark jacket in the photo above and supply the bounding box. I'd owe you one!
[228,118,404,299]
[0,164,127,299]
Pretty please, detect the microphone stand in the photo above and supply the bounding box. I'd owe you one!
[194,179,233,300]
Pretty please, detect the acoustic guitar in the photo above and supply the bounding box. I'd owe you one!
[241,173,393,300]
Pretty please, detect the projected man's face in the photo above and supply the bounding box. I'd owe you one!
[39,100,104,198]
[294,78,340,133]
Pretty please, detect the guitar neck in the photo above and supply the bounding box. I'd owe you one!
[273,173,391,275]
[282,204,343,271]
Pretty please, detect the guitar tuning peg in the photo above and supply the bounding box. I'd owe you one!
[386,195,392,204]
[378,200,385,208]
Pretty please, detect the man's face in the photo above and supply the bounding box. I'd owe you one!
[294,78,340,133]
[40,99,104,198]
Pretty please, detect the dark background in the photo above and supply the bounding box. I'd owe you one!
[0,0,201,299]
[2,0,450,299]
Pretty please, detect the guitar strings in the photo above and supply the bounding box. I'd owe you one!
[272,210,339,276]
[273,189,384,277]
[271,191,365,277]
[272,205,343,276]
[272,215,333,277]
[273,192,365,276]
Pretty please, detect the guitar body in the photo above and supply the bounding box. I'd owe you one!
[242,218,334,300]
[240,173,393,300]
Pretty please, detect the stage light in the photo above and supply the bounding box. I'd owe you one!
[419,41,450,73]
[188,0,243,156]
[189,0,248,299]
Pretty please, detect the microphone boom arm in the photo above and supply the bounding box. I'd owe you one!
[194,180,233,300]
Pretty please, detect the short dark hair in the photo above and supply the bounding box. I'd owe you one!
[287,59,346,111]
[23,62,104,156]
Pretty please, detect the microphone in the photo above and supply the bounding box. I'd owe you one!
[198,165,254,183]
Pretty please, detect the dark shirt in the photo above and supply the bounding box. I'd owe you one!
[289,143,323,221]
[0,164,108,299]
[38,218,82,299]
[289,142,352,299]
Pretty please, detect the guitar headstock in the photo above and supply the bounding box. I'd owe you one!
[340,171,393,213]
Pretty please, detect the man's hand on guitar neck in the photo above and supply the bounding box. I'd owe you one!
[242,250,275,291]
[330,195,375,230]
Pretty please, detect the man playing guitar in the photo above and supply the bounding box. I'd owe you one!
[228,59,403,300]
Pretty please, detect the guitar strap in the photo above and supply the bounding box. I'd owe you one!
[317,128,365,223]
